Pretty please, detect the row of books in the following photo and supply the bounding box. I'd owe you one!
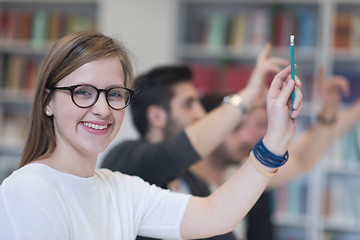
[184,7,316,51]
[334,12,360,49]
[271,176,309,222]
[329,124,360,170]
[0,7,95,44]
[0,109,29,149]
[191,64,314,101]
[322,231,360,240]
[0,155,19,183]
[274,228,305,240]
[270,117,313,231]
[0,55,41,93]
[323,177,360,227]
[191,64,258,95]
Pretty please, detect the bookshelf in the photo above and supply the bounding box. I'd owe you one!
[0,0,98,182]
[176,0,360,240]
[176,0,320,101]
[322,1,360,240]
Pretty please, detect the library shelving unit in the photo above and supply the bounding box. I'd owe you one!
[176,0,360,240]
[320,1,360,240]
[0,0,98,182]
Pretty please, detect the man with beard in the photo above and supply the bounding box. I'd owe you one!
[101,44,290,240]
[186,67,360,240]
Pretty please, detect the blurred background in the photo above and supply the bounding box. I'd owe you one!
[0,0,360,239]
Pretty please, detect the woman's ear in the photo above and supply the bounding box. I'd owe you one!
[44,89,53,116]
[146,105,167,129]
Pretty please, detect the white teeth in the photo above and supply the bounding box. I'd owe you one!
[83,122,108,130]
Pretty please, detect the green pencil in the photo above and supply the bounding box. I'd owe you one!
[290,35,295,106]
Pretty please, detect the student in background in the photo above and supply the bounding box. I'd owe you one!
[0,31,303,239]
[190,66,360,240]
[101,44,288,239]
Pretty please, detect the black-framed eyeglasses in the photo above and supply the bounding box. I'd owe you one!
[49,85,134,110]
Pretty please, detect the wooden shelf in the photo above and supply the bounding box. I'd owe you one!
[177,44,319,61]
[0,39,52,56]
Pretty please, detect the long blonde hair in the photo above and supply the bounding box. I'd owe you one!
[19,31,133,168]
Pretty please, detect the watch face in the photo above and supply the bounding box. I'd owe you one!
[230,94,242,106]
[230,94,247,115]
[222,94,247,115]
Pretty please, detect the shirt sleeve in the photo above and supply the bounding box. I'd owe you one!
[102,130,201,187]
[119,173,191,240]
[0,173,68,240]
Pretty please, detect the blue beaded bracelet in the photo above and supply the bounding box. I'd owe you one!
[253,137,289,168]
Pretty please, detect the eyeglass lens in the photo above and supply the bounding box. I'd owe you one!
[72,85,131,110]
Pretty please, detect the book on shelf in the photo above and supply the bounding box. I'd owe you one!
[295,69,314,102]
[6,55,26,93]
[66,13,95,36]
[0,108,3,144]
[227,13,247,50]
[18,10,32,40]
[246,8,269,49]
[272,176,308,222]
[321,232,333,240]
[183,7,317,52]
[31,10,48,48]
[0,55,3,88]
[335,13,353,48]
[296,8,316,48]
[341,127,360,168]
[223,65,274,94]
[191,64,277,96]
[333,13,354,49]
[274,228,305,240]
[0,54,8,89]
[0,7,95,47]
[271,7,317,48]
[272,184,288,221]
[329,124,360,169]
[206,13,228,51]
[273,10,295,47]
[352,14,360,50]
[0,55,41,92]
[324,177,360,227]
[0,8,3,38]
[184,14,207,45]
[191,64,217,95]
[5,9,18,40]
[222,65,253,94]
[321,231,360,240]
[287,179,302,218]
[329,138,344,169]
[23,59,40,91]
[0,110,29,149]
[48,11,63,41]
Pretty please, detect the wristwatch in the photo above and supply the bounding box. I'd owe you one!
[222,94,247,116]
[316,109,337,125]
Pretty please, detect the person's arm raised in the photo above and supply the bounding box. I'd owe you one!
[180,66,303,239]
[185,43,288,158]
[268,67,360,188]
